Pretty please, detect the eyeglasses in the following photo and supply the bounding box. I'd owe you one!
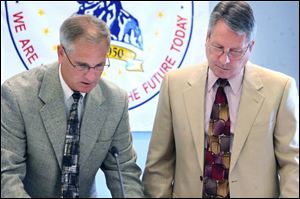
[63,47,110,72]
[207,43,250,60]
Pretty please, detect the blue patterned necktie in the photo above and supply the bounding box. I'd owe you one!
[203,79,233,198]
[61,92,82,198]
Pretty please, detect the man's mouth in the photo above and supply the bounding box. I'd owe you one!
[216,65,230,71]
[81,82,91,85]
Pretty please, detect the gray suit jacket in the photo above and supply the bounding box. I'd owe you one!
[142,62,299,198]
[1,62,144,198]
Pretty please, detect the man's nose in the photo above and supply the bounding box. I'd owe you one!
[219,50,231,65]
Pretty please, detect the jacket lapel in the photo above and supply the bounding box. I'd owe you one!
[39,63,67,169]
[230,63,264,173]
[79,83,107,167]
[183,65,208,173]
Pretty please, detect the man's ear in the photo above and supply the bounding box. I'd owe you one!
[57,45,64,64]
[206,33,211,42]
[249,40,255,52]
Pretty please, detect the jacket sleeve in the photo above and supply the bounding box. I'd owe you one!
[142,73,176,198]
[100,91,144,198]
[275,78,299,198]
[1,81,30,198]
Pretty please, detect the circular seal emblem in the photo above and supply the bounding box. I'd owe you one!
[4,1,194,110]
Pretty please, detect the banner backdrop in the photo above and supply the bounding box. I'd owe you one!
[1,1,209,131]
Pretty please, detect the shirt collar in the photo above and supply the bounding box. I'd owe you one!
[207,67,244,95]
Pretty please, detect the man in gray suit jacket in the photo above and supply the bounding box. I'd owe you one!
[1,14,144,198]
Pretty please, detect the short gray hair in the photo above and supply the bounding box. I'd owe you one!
[59,14,111,53]
[208,1,256,42]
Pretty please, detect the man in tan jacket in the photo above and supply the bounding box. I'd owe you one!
[142,1,299,198]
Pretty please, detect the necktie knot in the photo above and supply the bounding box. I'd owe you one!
[217,78,229,88]
[215,79,228,105]
[72,92,81,103]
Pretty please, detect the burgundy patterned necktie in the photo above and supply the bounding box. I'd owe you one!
[203,79,233,198]
[61,92,81,198]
